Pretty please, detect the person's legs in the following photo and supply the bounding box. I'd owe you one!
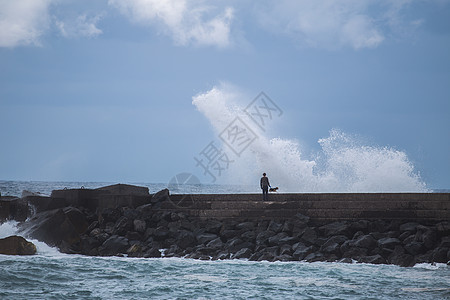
[262,186,268,201]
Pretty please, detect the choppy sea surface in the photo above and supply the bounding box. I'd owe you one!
[1,181,449,299]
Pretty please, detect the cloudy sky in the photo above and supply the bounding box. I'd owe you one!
[0,0,449,190]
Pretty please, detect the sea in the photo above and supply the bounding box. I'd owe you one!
[1,180,449,299]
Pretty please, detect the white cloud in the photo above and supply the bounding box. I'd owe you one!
[0,0,52,47]
[108,0,234,48]
[55,14,103,39]
[256,0,423,50]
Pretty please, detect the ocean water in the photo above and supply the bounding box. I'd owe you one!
[0,221,449,300]
[1,181,450,299]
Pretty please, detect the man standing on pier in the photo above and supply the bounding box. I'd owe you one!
[260,173,270,201]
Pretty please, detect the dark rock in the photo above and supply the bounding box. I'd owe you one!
[101,235,129,255]
[236,221,255,231]
[268,232,289,246]
[206,237,224,250]
[221,229,240,240]
[436,222,450,235]
[240,230,256,242]
[196,233,218,245]
[431,247,449,263]
[133,219,146,233]
[360,254,386,265]
[305,252,326,262]
[282,220,294,233]
[256,230,275,245]
[320,235,348,254]
[319,221,351,238]
[205,220,223,234]
[399,222,419,233]
[122,208,140,221]
[369,220,389,233]
[279,236,298,245]
[352,231,364,240]
[378,237,401,249]
[276,254,294,262]
[214,251,230,260]
[248,252,262,261]
[144,247,161,258]
[232,248,252,259]
[440,236,450,248]
[301,227,317,245]
[101,208,121,223]
[280,244,292,256]
[267,221,283,233]
[350,220,369,232]
[151,189,169,206]
[404,242,425,256]
[388,245,415,267]
[399,231,413,242]
[125,231,142,241]
[293,213,310,224]
[127,244,142,257]
[421,230,438,249]
[176,230,196,249]
[113,216,132,236]
[338,257,353,264]
[153,226,171,241]
[342,247,368,259]
[258,252,275,262]
[354,234,377,249]
[0,236,36,255]
[293,245,315,260]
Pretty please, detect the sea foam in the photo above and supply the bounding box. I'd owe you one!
[192,84,427,192]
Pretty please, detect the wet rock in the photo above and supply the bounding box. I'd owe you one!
[0,236,36,255]
[232,248,252,259]
[431,247,449,263]
[292,245,315,260]
[215,251,230,260]
[127,244,142,257]
[144,247,161,258]
[236,221,255,232]
[320,235,348,254]
[359,254,386,265]
[206,237,224,250]
[101,235,129,255]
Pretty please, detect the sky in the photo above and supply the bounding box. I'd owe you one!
[0,0,449,190]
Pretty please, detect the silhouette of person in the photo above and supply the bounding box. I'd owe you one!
[260,172,270,201]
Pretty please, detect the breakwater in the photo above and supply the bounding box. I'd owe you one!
[0,184,449,266]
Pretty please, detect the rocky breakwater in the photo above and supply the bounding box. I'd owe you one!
[0,236,36,255]
[5,185,450,267]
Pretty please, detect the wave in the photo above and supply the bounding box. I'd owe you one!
[192,84,427,192]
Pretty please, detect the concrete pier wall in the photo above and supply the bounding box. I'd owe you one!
[165,193,450,221]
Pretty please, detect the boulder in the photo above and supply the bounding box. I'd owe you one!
[353,234,377,249]
[151,189,169,207]
[319,221,351,238]
[101,235,129,255]
[0,235,36,255]
[232,248,252,259]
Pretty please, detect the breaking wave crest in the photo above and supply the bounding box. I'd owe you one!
[192,85,427,192]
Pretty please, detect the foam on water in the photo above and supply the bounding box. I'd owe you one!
[192,85,428,192]
[0,221,60,256]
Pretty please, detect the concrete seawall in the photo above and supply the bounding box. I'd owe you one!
[166,193,450,222]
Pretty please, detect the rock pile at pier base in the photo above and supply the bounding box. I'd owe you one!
[1,184,449,267]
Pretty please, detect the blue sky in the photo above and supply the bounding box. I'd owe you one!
[0,0,449,190]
